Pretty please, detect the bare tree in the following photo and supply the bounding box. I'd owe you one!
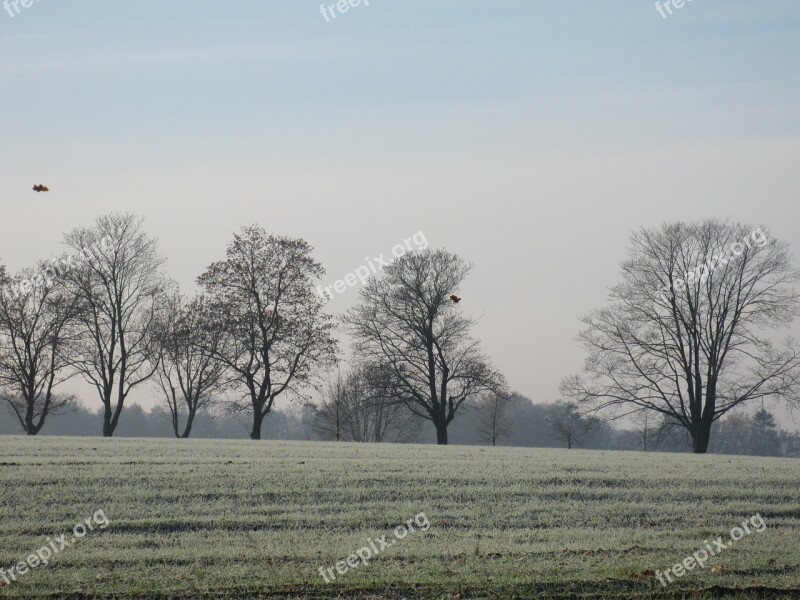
[344,249,506,445]
[546,401,597,449]
[342,364,421,443]
[310,372,349,441]
[337,368,375,442]
[563,221,800,453]
[0,264,79,434]
[475,392,514,446]
[198,226,338,440]
[149,291,226,438]
[63,213,167,437]
[310,366,420,443]
[631,409,683,452]
[631,410,657,452]
[356,396,420,443]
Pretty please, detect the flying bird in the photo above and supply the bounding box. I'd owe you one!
[450,295,461,304]
[32,184,49,192]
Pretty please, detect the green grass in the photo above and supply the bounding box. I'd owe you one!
[0,436,798,599]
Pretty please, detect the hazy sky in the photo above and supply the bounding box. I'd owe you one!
[1,1,800,422]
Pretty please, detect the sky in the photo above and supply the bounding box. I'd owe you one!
[1,1,800,423]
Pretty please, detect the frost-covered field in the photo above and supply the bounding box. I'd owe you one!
[0,436,798,599]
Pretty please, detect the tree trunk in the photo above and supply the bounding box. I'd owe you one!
[102,420,116,437]
[693,385,716,454]
[24,398,39,435]
[24,414,40,435]
[102,403,116,437]
[102,391,125,437]
[180,410,196,439]
[435,421,448,445]
[250,410,265,440]
[691,424,711,454]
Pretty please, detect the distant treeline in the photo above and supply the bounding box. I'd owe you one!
[2,394,797,458]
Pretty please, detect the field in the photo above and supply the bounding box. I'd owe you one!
[0,437,798,599]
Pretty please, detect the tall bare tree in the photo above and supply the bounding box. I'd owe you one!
[149,291,225,438]
[0,264,79,434]
[198,226,338,440]
[563,220,800,453]
[344,249,506,445]
[475,392,514,446]
[63,213,167,437]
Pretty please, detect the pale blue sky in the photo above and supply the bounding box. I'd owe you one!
[2,1,800,420]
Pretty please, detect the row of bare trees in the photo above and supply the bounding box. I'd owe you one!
[0,214,505,443]
[4,216,798,453]
[0,215,169,437]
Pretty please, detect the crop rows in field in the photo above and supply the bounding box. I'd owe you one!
[0,436,798,598]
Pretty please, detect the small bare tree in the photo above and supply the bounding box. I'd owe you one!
[198,226,338,440]
[310,366,420,443]
[63,213,168,437]
[310,372,349,441]
[337,369,374,442]
[342,363,421,443]
[631,409,683,451]
[149,291,226,438]
[0,264,79,434]
[344,249,506,445]
[476,392,514,446]
[546,401,597,449]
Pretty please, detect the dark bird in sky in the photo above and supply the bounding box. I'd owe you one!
[450,295,461,304]
[32,184,49,192]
